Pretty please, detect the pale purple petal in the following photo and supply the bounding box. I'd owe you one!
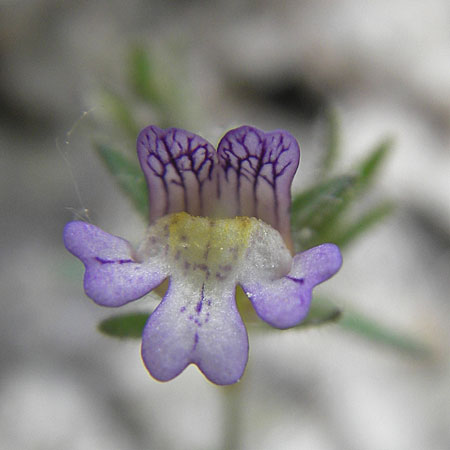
[141,279,248,385]
[216,126,299,248]
[63,221,167,306]
[137,126,218,223]
[241,243,342,328]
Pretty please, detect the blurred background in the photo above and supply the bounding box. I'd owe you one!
[1,1,449,449]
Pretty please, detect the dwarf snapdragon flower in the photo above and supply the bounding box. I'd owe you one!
[64,125,342,385]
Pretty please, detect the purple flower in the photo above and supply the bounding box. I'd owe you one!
[64,125,342,385]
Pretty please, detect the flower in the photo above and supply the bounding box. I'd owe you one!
[64,125,342,385]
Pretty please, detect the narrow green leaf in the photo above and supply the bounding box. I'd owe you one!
[322,108,340,174]
[335,201,395,248]
[356,137,393,192]
[100,89,140,139]
[299,138,394,245]
[291,175,356,249]
[339,309,431,358]
[95,143,148,218]
[291,175,356,224]
[98,312,150,339]
[129,46,162,106]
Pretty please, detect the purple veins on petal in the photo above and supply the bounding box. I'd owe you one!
[216,126,299,248]
[285,276,305,285]
[95,257,134,265]
[63,221,167,307]
[193,332,199,350]
[137,126,218,223]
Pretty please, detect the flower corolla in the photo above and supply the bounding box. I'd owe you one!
[64,125,342,385]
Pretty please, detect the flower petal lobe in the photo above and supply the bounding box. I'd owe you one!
[241,243,342,329]
[137,126,218,223]
[141,278,248,385]
[217,126,299,246]
[63,221,166,306]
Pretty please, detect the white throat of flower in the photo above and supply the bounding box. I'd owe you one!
[139,212,292,286]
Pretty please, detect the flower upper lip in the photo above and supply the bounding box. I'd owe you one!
[63,125,342,385]
[137,125,299,250]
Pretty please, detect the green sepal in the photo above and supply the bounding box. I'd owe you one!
[95,143,148,218]
[98,312,150,339]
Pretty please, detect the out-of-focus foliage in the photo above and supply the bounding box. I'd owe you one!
[291,110,395,251]
[98,312,149,339]
[92,46,431,359]
[97,295,342,340]
[95,143,148,218]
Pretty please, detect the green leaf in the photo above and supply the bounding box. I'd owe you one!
[335,201,395,248]
[291,175,356,249]
[98,312,150,339]
[127,46,186,129]
[355,137,393,192]
[100,89,140,139]
[296,138,394,246]
[321,108,340,174]
[129,46,162,107]
[95,143,148,218]
[291,175,356,224]
[339,308,431,358]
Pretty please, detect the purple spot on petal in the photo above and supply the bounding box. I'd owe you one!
[180,306,186,313]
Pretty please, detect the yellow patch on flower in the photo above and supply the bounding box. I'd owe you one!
[164,212,255,280]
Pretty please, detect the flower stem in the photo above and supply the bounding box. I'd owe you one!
[220,381,243,450]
